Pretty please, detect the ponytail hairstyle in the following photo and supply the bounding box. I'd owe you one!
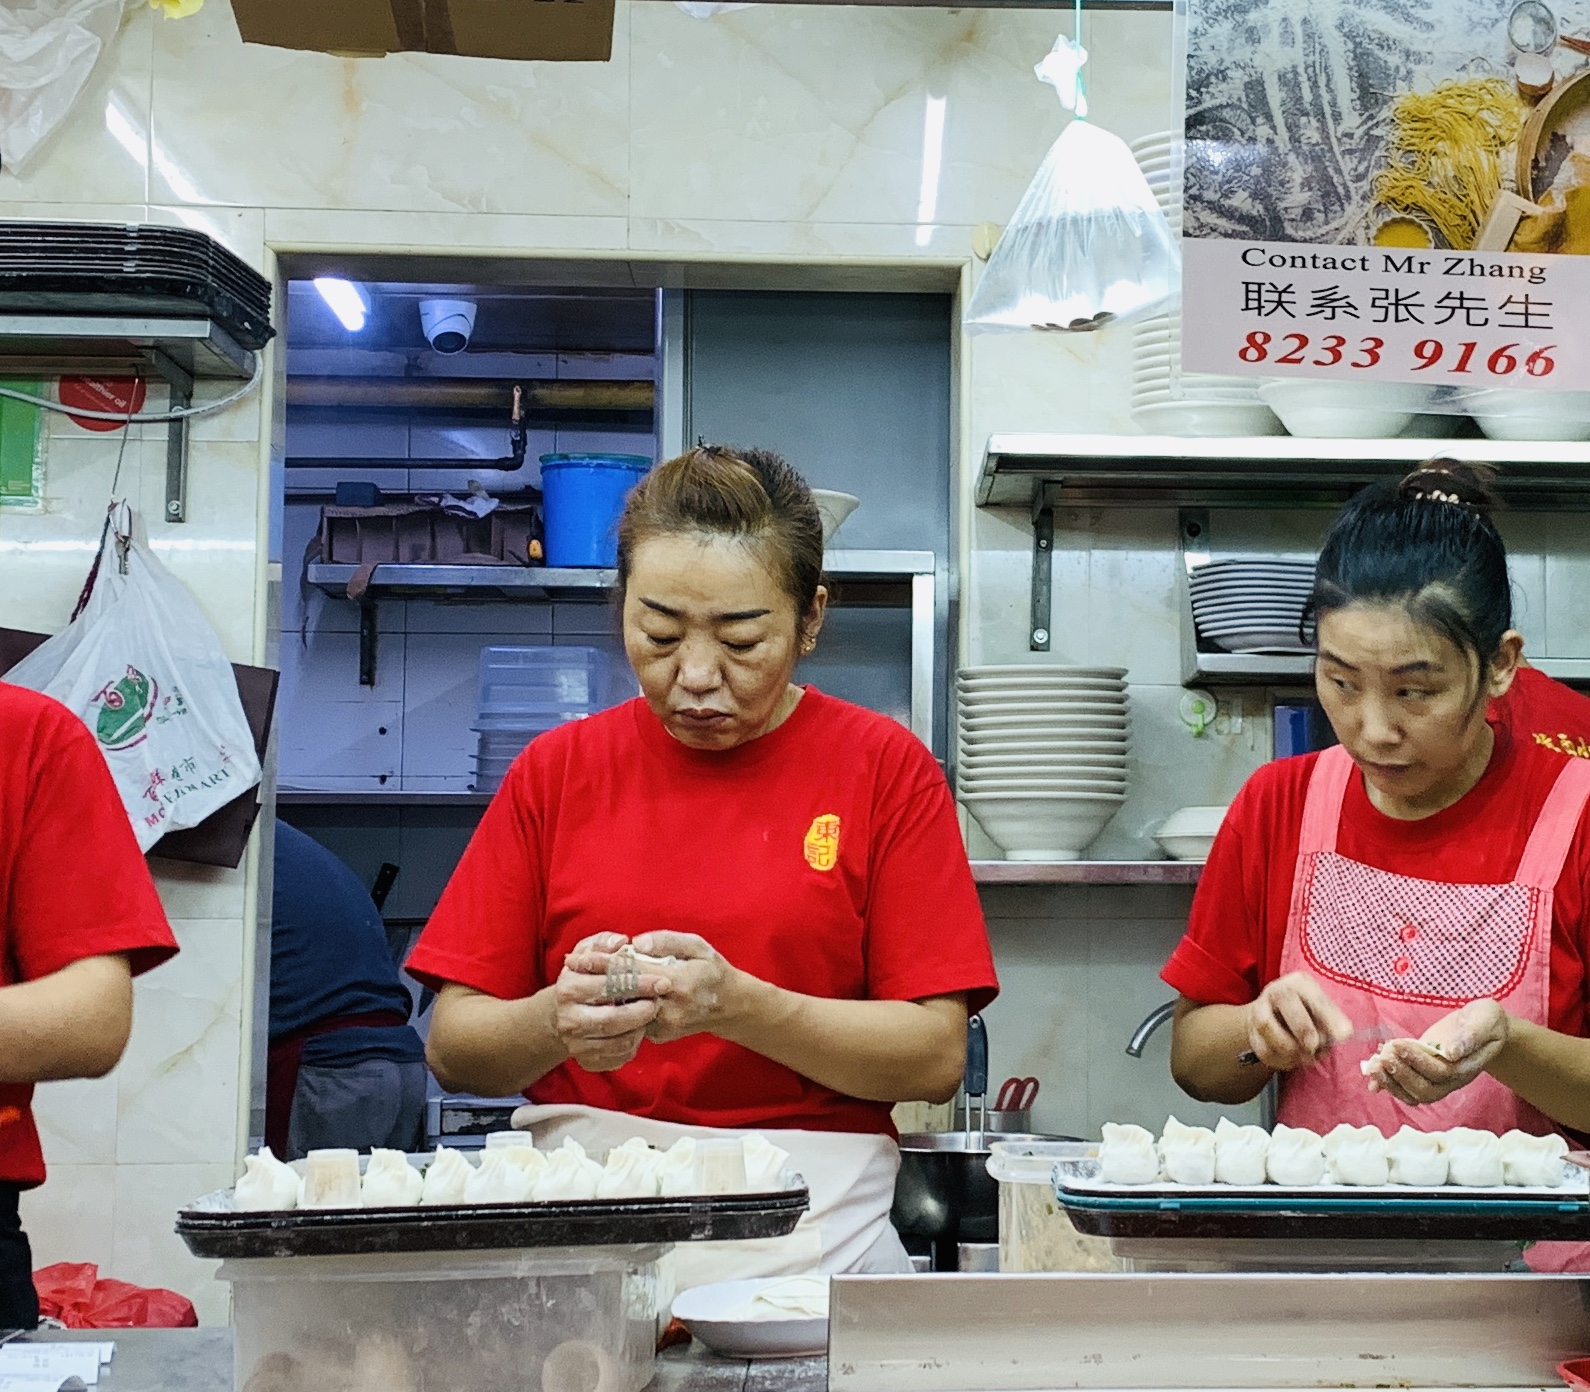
[615,444,825,638]
[1307,459,1511,693]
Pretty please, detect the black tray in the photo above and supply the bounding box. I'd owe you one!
[175,1187,810,1260]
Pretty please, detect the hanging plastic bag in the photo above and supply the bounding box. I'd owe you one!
[8,509,261,853]
[966,33,1179,333]
[0,0,134,173]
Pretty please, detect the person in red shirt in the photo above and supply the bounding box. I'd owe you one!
[1164,461,1590,1266]
[1496,661,1590,760]
[408,445,996,1275]
[0,683,178,1327]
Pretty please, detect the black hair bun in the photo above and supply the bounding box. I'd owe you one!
[1395,459,1501,514]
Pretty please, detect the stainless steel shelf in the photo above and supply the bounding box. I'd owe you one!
[972,859,1202,885]
[979,433,1590,510]
[1184,650,1315,686]
[0,312,257,380]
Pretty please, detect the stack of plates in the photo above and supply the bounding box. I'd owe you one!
[1189,559,1315,654]
[956,666,1130,862]
[1128,133,1280,439]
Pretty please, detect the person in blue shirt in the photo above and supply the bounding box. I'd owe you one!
[266,821,427,1159]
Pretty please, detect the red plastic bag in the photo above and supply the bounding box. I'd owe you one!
[33,1263,197,1329]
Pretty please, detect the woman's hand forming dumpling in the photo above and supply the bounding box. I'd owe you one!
[1363,999,1510,1106]
[554,932,666,1072]
[629,931,744,1044]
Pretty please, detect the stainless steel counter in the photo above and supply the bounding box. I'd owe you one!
[14,1329,826,1392]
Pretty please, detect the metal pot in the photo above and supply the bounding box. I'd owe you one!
[892,1130,1081,1271]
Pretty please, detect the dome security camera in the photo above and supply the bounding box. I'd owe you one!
[419,298,477,354]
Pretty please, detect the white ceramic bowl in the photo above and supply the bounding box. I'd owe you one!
[960,752,1128,770]
[957,677,1127,694]
[1154,805,1229,862]
[1154,831,1216,861]
[1465,389,1590,442]
[1131,401,1285,436]
[957,698,1127,715]
[961,714,1129,732]
[672,1278,829,1359]
[1256,380,1435,438]
[959,665,1128,680]
[812,490,860,543]
[961,778,1128,797]
[962,792,1125,862]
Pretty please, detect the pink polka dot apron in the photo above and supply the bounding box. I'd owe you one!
[1276,743,1590,1270]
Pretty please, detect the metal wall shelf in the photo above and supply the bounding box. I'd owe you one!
[1181,651,1590,687]
[972,859,1202,885]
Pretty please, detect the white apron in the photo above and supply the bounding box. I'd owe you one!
[510,1103,910,1288]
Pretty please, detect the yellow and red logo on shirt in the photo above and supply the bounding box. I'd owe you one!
[803,813,842,872]
[1535,731,1590,760]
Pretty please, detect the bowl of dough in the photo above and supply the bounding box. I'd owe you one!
[672,1275,830,1358]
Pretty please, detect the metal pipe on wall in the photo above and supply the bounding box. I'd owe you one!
[286,378,655,412]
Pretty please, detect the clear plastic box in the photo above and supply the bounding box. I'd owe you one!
[476,645,631,730]
[221,1244,665,1392]
[985,1141,1121,1273]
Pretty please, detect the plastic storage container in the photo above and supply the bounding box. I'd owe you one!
[986,1141,1120,1272]
[540,454,652,567]
[222,1244,666,1392]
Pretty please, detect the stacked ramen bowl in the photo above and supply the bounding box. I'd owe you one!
[1188,559,1316,654]
[956,666,1130,861]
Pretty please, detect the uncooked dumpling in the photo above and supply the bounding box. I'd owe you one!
[1385,1126,1447,1186]
[463,1148,533,1204]
[597,1139,661,1199]
[742,1134,791,1192]
[536,1138,603,1201]
[1100,1123,1159,1184]
[1266,1124,1327,1187]
[1323,1124,1389,1186]
[301,1149,362,1209]
[420,1146,474,1206]
[487,1133,550,1187]
[1441,1127,1504,1187]
[1158,1117,1216,1186]
[361,1148,423,1207]
[1213,1117,1269,1186]
[233,1147,301,1211]
[657,1138,700,1196]
[1499,1129,1569,1187]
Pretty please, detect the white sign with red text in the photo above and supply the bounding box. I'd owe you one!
[1181,238,1582,391]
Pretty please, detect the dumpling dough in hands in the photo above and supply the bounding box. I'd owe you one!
[421,1147,474,1206]
[536,1138,604,1201]
[1441,1127,1504,1187]
[1266,1124,1327,1187]
[1158,1117,1217,1186]
[1213,1118,1270,1186]
[1323,1124,1389,1186]
[234,1147,302,1211]
[301,1149,363,1209]
[1385,1127,1447,1186]
[464,1148,533,1204]
[362,1149,424,1207]
[1099,1123,1159,1184]
[657,1138,700,1196]
[742,1134,791,1192]
[598,1139,661,1199]
[1500,1130,1569,1187]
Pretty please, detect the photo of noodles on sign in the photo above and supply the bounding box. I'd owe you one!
[1179,0,1590,400]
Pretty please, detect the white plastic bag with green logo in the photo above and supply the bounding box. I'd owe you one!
[9,510,260,852]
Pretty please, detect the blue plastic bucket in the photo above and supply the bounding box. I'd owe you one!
[539,453,652,568]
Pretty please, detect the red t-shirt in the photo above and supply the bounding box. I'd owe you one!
[407,687,997,1135]
[0,682,178,1186]
[1162,718,1590,1038]
[1495,666,1590,760]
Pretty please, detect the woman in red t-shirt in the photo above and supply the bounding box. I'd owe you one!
[407,446,996,1275]
[1165,462,1590,1258]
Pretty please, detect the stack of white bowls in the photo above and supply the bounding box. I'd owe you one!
[1189,559,1315,654]
[1129,132,1282,438]
[956,665,1129,862]
[1461,389,1590,442]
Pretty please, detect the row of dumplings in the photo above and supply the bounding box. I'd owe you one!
[233,1132,791,1212]
[1099,1118,1572,1189]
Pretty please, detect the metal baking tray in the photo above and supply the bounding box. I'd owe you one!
[176,1186,810,1259]
[1053,1156,1590,1241]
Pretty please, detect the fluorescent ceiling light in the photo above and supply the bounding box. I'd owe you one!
[314,277,369,332]
[915,95,947,248]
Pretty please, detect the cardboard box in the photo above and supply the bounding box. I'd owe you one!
[230,0,616,64]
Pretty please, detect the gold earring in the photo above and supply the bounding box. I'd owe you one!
[800,638,816,655]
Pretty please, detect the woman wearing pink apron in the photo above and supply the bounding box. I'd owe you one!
[1164,460,1590,1271]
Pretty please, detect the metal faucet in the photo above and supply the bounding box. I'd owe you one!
[1125,1000,1178,1057]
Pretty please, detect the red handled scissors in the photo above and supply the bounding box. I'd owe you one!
[994,1076,1040,1111]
